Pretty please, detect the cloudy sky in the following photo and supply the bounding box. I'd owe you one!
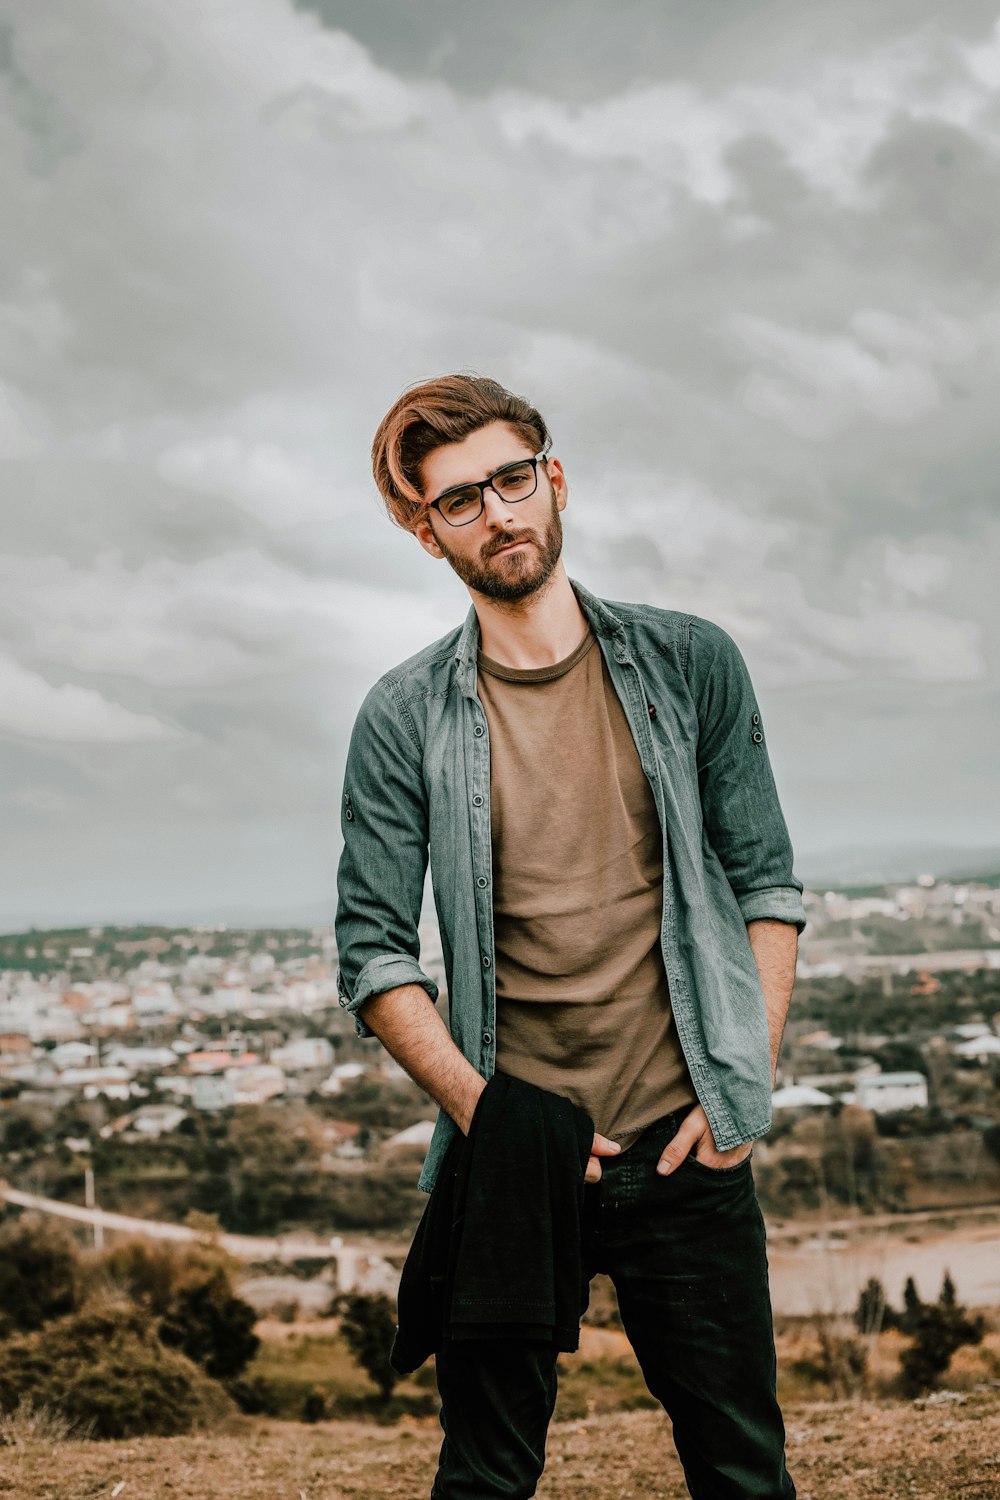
[1,0,999,928]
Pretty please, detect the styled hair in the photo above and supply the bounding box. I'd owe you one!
[371,373,551,531]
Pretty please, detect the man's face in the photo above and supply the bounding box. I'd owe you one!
[413,422,568,604]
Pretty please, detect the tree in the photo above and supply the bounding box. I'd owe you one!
[332,1292,399,1403]
[854,1277,896,1335]
[899,1271,984,1396]
[158,1268,259,1380]
[900,1276,923,1334]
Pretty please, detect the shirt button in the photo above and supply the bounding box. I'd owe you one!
[472,794,484,806]
[482,955,491,968]
[476,876,488,888]
[482,1030,493,1045]
[752,730,763,743]
[473,724,485,737]
[752,713,760,725]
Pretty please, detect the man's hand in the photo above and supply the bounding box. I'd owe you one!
[585,1132,622,1183]
[655,1104,752,1176]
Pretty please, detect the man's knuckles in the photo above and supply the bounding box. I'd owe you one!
[655,1140,695,1175]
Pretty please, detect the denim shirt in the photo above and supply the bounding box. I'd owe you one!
[335,579,806,1193]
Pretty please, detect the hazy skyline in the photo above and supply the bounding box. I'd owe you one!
[1,1,999,927]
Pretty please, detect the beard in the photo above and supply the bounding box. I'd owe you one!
[434,491,564,604]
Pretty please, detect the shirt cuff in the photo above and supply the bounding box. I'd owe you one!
[337,955,441,1039]
[737,886,807,933]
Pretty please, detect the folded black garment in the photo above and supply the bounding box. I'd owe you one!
[390,1072,594,1375]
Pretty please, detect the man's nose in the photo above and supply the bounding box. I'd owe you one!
[481,486,519,528]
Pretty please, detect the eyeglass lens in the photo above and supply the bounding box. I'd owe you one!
[437,460,538,526]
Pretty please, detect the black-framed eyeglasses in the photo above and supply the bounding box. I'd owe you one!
[428,449,550,527]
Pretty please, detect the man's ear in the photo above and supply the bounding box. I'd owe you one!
[413,512,446,559]
[548,457,568,512]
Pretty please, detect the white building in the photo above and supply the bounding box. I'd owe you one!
[954,1034,1000,1063]
[271,1037,334,1072]
[771,1084,834,1111]
[132,982,181,1020]
[127,1104,188,1137]
[230,1064,285,1105]
[49,1041,98,1070]
[855,1071,928,1113]
[191,1074,235,1110]
[319,1061,369,1094]
[385,1120,437,1149]
[32,1004,86,1042]
[206,985,255,1014]
[82,1001,134,1030]
[103,1044,178,1071]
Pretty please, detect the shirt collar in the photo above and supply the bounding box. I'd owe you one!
[453,577,627,697]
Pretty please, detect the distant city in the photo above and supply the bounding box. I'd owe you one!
[0,869,997,1121]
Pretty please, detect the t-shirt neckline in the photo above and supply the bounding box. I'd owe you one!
[477,628,597,684]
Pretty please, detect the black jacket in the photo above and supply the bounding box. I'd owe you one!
[390,1072,594,1374]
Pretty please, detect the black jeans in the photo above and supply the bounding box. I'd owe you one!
[430,1105,795,1500]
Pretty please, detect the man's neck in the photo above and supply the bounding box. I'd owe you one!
[471,564,590,670]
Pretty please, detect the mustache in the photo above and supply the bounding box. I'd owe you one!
[482,531,535,560]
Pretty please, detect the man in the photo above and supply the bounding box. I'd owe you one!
[335,373,806,1499]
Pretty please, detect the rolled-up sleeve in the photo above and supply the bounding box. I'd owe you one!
[686,616,807,935]
[335,677,439,1039]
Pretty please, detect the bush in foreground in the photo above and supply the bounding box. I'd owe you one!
[0,1217,80,1336]
[0,1299,233,1439]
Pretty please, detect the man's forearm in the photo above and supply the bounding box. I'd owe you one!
[746,919,798,1084]
[357,983,486,1134]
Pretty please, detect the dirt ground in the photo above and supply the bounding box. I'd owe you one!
[2,1391,998,1500]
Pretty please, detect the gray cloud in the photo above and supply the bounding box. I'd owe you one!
[0,0,998,924]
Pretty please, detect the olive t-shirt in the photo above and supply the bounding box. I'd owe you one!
[477,628,696,1144]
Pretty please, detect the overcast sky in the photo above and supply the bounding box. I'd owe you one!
[1,0,999,928]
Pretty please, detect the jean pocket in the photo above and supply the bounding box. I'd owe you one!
[684,1148,753,1179]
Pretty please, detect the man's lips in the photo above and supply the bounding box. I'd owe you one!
[487,538,530,558]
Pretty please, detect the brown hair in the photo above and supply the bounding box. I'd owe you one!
[371,373,551,532]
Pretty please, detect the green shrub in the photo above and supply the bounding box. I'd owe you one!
[899,1271,985,1396]
[103,1237,227,1316]
[159,1269,259,1380]
[225,1373,280,1416]
[104,1238,259,1379]
[301,1385,329,1423]
[0,1299,232,1439]
[330,1293,399,1402]
[854,1277,899,1335]
[0,1217,81,1335]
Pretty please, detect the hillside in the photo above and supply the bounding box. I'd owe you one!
[3,1394,998,1499]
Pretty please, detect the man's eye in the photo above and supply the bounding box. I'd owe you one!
[444,492,476,514]
[498,469,532,491]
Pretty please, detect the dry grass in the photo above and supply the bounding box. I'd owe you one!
[0,1398,86,1445]
[1,1391,998,1499]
